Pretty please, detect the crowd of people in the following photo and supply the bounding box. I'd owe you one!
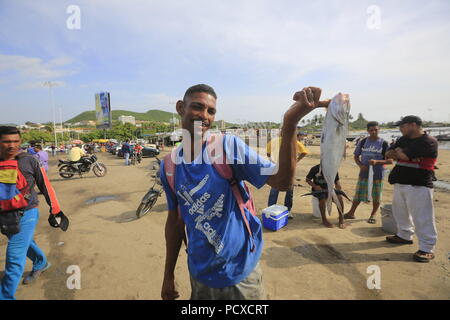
[0,84,440,300]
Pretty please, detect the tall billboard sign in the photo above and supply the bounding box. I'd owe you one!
[95,92,112,129]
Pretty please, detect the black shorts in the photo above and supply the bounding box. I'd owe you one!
[313,192,328,200]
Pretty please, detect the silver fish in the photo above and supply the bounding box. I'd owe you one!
[320,93,351,215]
[367,164,374,202]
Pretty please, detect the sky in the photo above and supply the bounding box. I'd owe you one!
[1,0,450,125]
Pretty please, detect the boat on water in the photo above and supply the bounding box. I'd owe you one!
[346,134,362,141]
[435,134,450,141]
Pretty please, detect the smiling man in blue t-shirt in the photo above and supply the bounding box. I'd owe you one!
[160,84,330,300]
[344,121,393,224]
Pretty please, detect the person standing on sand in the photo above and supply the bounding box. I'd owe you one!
[160,84,330,300]
[33,144,49,173]
[305,164,344,228]
[0,126,69,300]
[344,121,393,224]
[385,116,438,263]
[266,131,310,219]
[122,140,131,166]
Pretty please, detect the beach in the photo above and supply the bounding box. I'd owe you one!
[1,144,449,300]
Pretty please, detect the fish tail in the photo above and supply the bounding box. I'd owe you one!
[331,188,344,215]
[326,186,333,216]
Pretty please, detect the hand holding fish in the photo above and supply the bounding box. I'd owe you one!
[313,185,323,192]
[284,87,330,124]
[359,164,369,171]
[394,147,410,161]
[369,159,385,166]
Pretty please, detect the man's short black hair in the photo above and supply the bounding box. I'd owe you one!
[0,126,20,139]
[367,121,379,130]
[35,144,42,150]
[183,84,217,101]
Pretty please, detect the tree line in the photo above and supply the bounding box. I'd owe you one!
[21,121,174,145]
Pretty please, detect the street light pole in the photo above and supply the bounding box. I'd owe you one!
[43,81,59,148]
[59,106,64,143]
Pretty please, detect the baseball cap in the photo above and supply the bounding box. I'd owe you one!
[297,131,307,136]
[394,115,422,126]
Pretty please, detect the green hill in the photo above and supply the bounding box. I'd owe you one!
[66,109,180,123]
[66,109,239,127]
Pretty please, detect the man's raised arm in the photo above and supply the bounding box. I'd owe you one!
[267,87,329,191]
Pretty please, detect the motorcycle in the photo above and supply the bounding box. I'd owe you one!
[136,156,163,218]
[130,151,142,165]
[58,154,107,179]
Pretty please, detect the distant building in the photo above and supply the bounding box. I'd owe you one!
[118,115,136,125]
[75,120,96,127]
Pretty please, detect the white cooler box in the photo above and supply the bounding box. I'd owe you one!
[262,205,289,231]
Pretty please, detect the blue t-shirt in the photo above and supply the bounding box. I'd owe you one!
[121,143,131,154]
[354,137,388,180]
[34,150,49,172]
[160,134,276,288]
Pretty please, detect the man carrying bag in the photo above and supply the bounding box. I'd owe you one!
[0,126,69,300]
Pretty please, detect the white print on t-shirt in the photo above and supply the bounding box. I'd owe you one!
[189,174,209,196]
[361,145,382,154]
[173,172,226,254]
[177,175,210,206]
[188,192,211,215]
[194,194,225,254]
[177,185,194,206]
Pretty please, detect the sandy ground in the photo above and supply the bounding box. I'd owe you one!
[1,145,449,300]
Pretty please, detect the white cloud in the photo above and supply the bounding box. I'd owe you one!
[19,80,66,90]
[0,54,76,89]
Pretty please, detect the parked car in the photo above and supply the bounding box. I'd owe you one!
[142,145,160,158]
[108,144,119,154]
[117,144,160,158]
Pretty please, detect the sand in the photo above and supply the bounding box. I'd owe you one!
[1,144,449,300]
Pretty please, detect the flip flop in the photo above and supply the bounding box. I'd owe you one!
[413,250,435,263]
[367,217,376,224]
[343,213,355,219]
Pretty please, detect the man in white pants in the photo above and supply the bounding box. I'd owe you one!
[385,116,438,263]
